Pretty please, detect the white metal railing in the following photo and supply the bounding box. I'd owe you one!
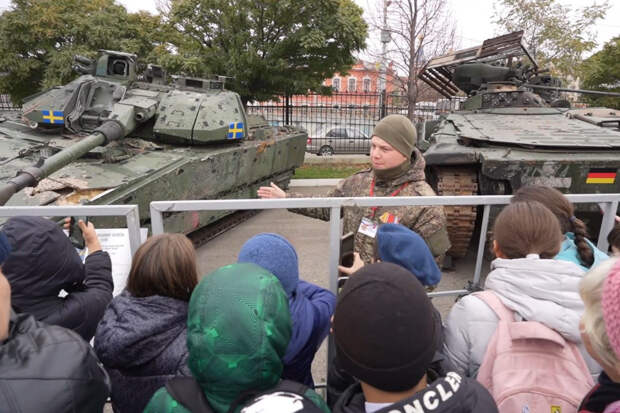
[3,196,616,394]
[0,205,142,256]
[150,193,620,297]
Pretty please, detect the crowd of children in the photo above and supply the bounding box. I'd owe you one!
[1,185,620,412]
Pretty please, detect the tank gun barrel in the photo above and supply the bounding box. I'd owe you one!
[0,94,159,206]
[0,121,124,206]
[523,84,620,97]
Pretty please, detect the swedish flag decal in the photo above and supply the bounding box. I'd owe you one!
[227,122,244,139]
[42,110,64,125]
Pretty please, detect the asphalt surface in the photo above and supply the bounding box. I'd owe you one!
[194,183,491,390]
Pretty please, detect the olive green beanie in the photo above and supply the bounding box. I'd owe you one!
[372,114,417,160]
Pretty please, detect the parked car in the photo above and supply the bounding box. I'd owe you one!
[306,126,371,155]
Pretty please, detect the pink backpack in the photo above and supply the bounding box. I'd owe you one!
[474,291,594,413]
[605,401,620,413]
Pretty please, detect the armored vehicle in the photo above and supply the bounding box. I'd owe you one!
[417,31,620,257]
[0,50,306,234]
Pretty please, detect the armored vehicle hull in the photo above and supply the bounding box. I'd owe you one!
[0,112,305,233]
[423,108,620,256]
[418,32,620,257]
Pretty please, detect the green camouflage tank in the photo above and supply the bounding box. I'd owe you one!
[0,50,306,233]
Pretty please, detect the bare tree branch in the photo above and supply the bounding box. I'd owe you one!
[367,0,459,120]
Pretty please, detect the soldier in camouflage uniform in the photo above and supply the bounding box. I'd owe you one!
[258,114,450,264]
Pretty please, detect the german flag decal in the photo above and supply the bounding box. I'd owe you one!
[586,168,617,184]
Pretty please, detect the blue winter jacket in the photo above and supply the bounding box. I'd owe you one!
[94,291,191,413]
[283,280,336,387]
[555,232,609,271]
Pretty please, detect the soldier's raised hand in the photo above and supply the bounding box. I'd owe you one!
[257,182,286,199]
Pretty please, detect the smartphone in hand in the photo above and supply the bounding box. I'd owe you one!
[68,216,88,249]
[339,232,355,277]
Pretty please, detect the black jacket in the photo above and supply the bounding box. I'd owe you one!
[579,371,620,412]
[0,311,110,413]
[332,371,498,413]
[1,216,113,341]
[94,291,191,413]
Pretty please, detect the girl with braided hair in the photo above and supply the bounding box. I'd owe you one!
[444,201,601,379]
[512,185,609,271]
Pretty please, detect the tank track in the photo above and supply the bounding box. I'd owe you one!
[187,209,261,247]
[435,167,479,258]
[187,171,294,248]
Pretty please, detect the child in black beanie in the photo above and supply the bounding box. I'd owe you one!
[331,262,497,413]
[329,224,452,407]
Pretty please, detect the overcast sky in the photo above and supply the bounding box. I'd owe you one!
[0,0,617,55]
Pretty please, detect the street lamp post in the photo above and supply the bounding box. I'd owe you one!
[378,0,391,118]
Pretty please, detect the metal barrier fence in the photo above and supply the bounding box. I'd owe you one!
[246,93,464,155]
[0,94,20,111]
[150,193,619,392]
[2,195,617,293]
[0,205,142,256]
[150,193,620,298]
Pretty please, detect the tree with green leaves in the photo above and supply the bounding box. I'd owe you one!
[164,0,368,103]
[580,36,620,109]
[0,0,169,104]
[493,0,609,77]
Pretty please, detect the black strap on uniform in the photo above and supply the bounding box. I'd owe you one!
[271,379,310,395]
[165,377,213,413]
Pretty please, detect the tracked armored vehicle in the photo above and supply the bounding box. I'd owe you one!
[0,51,306,234]
[418,31,620,257]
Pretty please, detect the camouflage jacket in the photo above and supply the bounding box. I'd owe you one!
[290,149,450,263]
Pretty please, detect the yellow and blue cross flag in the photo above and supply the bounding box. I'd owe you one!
[227,122,244,139]
[41,110,64,125]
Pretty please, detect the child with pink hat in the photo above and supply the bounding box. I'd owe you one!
[579,257,620,412]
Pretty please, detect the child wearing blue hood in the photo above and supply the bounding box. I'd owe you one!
[238,233,336,388]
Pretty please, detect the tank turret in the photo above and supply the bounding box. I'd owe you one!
[0,50,306,234]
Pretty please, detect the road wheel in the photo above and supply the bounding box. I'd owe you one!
[318,145,334,156]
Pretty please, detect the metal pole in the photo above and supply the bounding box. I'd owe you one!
[597,201,619,252]
[326,206,341,400]
[473,204,491,287]
[150,204,165,235]
[285,94,290,125]
[328,206,341,295]
[126,206,142,256]
[378,0,390,120]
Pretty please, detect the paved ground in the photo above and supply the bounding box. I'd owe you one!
[194,183,491,390]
